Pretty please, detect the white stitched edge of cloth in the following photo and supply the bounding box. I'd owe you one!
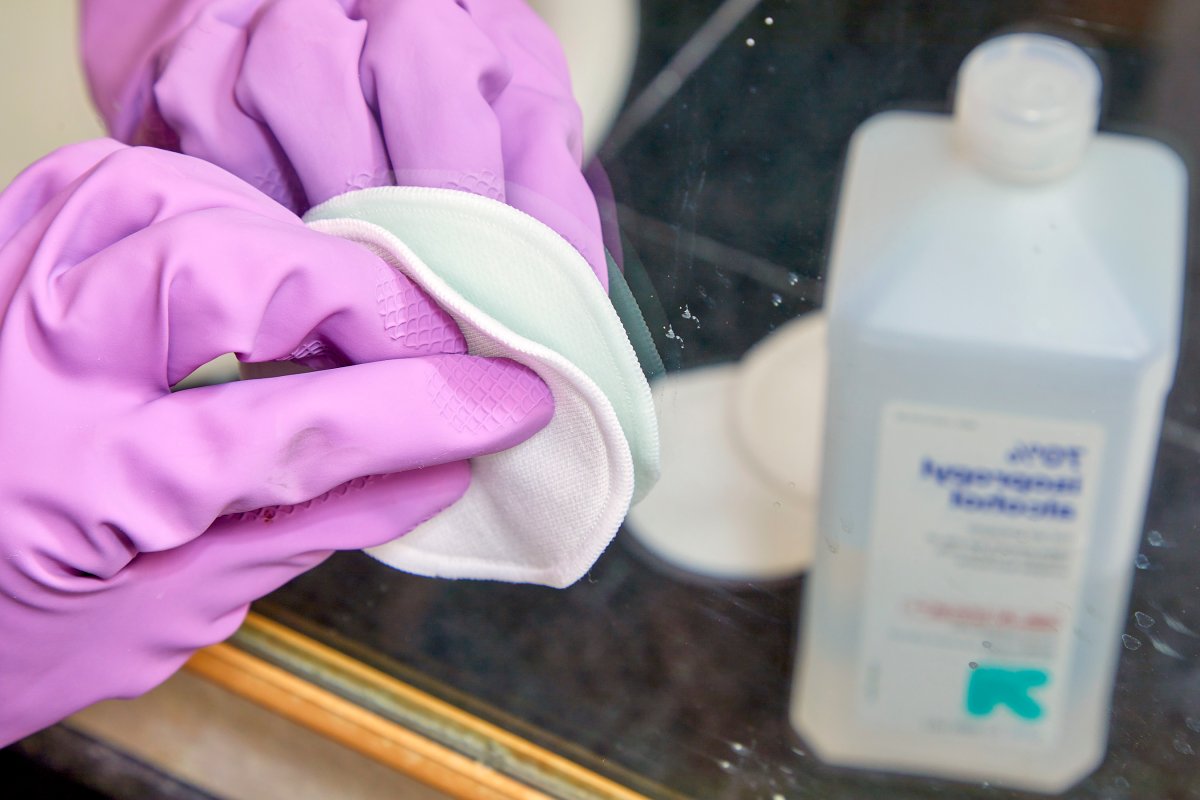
[309,217,634,588]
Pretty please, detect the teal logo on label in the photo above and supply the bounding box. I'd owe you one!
[966,666,1048,720]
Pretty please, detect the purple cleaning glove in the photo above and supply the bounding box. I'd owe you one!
[80,0,609,288]
[0,139,554,746]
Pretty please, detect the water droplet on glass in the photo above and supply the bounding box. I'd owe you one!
[664,325,676,340]
[716,759,734,772]
[730,741,748,754]
[787,271,800,286]
[1147,530,1165,547]
[772,501,782,510]
[982,641,992,649]
[1135,553,1150,570]
[772,795,785,800]
[765,16,775,25]
[1186,717,1200,733]
[1173,736,1195,756]
[745,37,756,47]
[1121,633,1142,651]
[1135,611,1155,629]
[771,293,783,307]
[1113,776,1130,789]
[787,481,797,490]
[681,305,692,319]
[968,661,978,670]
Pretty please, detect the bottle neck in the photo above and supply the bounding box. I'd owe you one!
[952,34,1101,184]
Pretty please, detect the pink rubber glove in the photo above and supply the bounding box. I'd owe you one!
[0,140,553,746]
[80,0,608,288]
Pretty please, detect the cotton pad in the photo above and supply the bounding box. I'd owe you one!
[625,312,826,581]
[306,187,659,588]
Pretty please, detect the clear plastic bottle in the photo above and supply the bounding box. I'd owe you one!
[790,33,1188,792]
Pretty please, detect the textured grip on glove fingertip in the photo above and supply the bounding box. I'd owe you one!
[428,358,553,436]
[375,265,465,354]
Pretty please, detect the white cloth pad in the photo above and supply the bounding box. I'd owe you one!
[305,187,659,588]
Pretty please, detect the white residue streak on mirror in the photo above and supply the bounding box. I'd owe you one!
[1146,633,1184,660]
[1133,611,1186,659]
[602,0,763,155]
[1161,610,1199,638]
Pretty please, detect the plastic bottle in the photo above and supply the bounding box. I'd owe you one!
[790,33,1188,792]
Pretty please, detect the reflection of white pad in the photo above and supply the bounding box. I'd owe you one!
[307,187,659,588]
[625,313,826,581]
[733,311,827,501]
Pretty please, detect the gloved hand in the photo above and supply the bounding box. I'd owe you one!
[0,139,553,746]
[80,0,609,288]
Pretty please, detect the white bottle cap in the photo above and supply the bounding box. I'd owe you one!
[954,33,1101,182]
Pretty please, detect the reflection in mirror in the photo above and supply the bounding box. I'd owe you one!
[260,0,1200,798]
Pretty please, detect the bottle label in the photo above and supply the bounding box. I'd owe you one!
[857,403,1105,745]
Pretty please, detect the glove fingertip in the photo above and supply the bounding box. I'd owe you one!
[425,356,555,455]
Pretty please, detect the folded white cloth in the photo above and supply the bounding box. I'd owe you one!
[306,187,659,587]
